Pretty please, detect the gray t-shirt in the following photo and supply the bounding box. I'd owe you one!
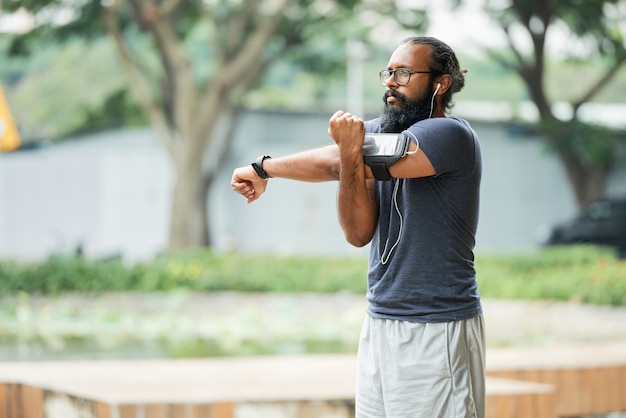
[364,116,482,323]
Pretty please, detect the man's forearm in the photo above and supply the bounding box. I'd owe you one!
[336,154,377,247]
[231,144,341,204]
[262,144,341,182]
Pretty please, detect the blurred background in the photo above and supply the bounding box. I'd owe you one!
[1,0,625,262]
[0,0,625,367]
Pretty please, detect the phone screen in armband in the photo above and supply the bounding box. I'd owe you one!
[362,132,414,180]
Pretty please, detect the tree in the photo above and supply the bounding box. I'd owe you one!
[481,0,626,208]
[2,0,426,249]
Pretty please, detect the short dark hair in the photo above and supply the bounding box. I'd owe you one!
[402,36,466,113]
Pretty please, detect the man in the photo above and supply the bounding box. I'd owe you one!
[231,36,485,418]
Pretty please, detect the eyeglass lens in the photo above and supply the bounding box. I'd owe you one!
[380,69,411,86]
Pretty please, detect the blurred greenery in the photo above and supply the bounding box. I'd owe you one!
[0,37,145,140]
[3,33,626,143]
[0,245,624,306]
[475,245,626,306]
[0,245,624,359]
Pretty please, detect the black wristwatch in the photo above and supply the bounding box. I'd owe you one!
[251,155,272,179]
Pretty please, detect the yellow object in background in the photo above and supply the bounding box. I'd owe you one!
[0,84,20,152]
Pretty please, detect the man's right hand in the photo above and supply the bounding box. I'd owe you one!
[231,165,268,204]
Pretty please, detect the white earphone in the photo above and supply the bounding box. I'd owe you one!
[428,83,441,119]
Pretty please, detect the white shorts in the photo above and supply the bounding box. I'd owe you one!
[355,315,486,418]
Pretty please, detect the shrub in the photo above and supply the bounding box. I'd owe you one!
[1,245,624,306]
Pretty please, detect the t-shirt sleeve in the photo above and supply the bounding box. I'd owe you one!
[404,117,476,176]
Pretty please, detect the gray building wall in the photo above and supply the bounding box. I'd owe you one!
[1,110,625,262]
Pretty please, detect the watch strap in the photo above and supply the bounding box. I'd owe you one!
[251,155,272,179]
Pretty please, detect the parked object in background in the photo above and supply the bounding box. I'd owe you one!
[545,198,626,258]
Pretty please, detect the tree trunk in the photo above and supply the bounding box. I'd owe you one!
[168,145,209,249]
[559,153,608,208]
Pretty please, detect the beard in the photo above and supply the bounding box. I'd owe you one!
[379,87,434,133]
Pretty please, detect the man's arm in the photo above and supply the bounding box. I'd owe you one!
[230,144,340,204]
[388,142,436,178]
[329,111,378,248]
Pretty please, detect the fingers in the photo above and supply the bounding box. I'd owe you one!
[329,111,364,141]
[231,168,258,202]
[330,110,362,121]
[331,109,345,120]
[330,110,363,123]
[232,181,255,199]
[231,165,269,204]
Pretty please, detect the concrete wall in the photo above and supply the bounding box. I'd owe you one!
[1,110,624,262]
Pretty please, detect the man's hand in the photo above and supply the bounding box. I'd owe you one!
[328,110,365,156]
[231,165,267,204]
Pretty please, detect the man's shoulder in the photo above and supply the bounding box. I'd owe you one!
[366,116,475,136]
[413,116,469,129]
[408,116,475,138]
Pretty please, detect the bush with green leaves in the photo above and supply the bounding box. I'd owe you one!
[0,245,624,306]
[476,245,626,306]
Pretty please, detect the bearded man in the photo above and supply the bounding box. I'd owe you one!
[231,36,485,418]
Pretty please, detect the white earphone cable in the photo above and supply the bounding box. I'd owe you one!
[381,178,403,265]
[427,83,440,119]
[380,84,438,264]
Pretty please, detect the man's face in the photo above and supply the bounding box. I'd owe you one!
[379,84,434,133]
[379,43,436,133]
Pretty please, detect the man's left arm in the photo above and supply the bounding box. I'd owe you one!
[329,111,378,248]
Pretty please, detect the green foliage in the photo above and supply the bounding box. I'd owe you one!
[1,245,625,306]
[0,0,428,142]
[541,118,626,167]
[75,88,146,134]
[151,250,368,293]
[0,255,159,294]
[547,57,626,103]
[5,2,626,142]
[0,251,368,296]
[5,38,133,139]
[477,245,626,306]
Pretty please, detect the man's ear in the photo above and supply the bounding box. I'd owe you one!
[435,74,453,95]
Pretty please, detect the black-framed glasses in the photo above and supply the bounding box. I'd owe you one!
[379,68,433,86]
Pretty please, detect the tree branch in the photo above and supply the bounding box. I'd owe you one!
[572,53,626,114]
[158,0,182,17]
[503,23,530,71]
[220,0,289,86]
[193,0,289,141]
[102,0,176,158]
[133,0,195,143]
[226,1,257,57]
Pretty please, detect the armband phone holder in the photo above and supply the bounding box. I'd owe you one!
[362,132,413,180]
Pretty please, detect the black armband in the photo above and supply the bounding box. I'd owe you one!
[362,132,412,181]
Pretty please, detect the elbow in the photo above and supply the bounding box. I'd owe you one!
[339,211,376,248]
[344,232,373,248]
[349,239,370,248]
